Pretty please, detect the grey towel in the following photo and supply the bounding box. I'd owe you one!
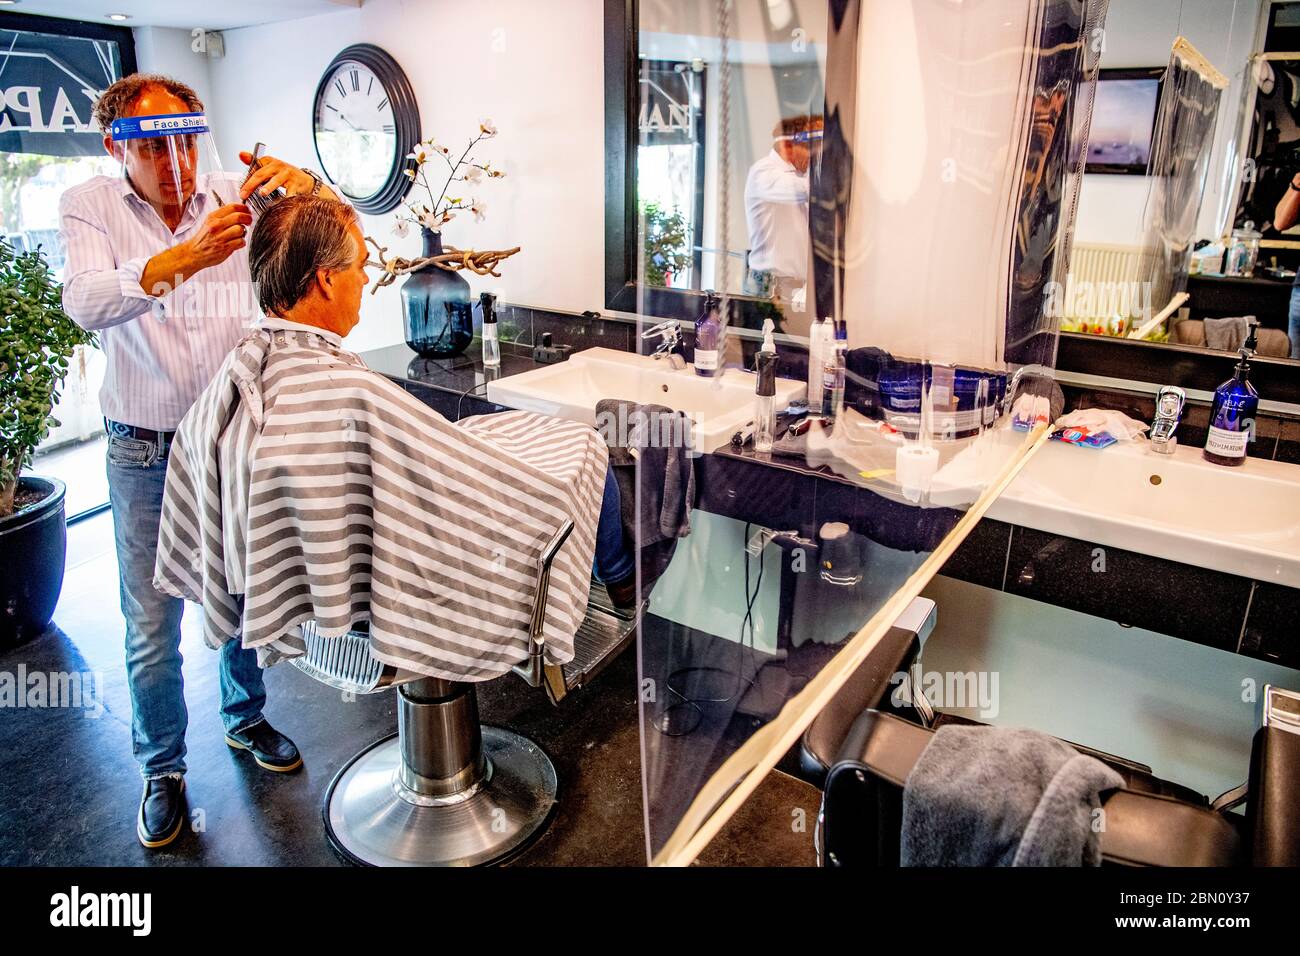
[1204,315,1253,352]
[901,725,1124,867]
[594,399,695,544]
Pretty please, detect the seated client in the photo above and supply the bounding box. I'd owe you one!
[154,196,635,687]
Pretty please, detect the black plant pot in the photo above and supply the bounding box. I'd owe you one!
[0,476,66,646]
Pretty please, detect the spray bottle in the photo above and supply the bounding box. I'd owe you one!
[480,292,501,369]
[755,319,778,453]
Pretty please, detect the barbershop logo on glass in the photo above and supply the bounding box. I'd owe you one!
[639,64,698,143]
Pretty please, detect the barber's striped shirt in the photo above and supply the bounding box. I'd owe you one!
[58,172,256,431]
[154,324,606,680]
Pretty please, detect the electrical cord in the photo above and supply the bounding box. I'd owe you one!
[655,522,766,737]
[454,378,489,421]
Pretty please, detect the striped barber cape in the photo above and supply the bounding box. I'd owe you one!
[153,326,606,681]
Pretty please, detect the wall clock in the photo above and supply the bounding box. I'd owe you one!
[312,43,420,214]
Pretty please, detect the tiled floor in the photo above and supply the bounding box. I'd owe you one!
[0,512,818,867]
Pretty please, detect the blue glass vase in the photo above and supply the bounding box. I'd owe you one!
[401,228,473,358]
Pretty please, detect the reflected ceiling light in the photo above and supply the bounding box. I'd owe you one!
[107,13,131,20]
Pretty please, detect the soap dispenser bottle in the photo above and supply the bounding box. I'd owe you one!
[754,319,778,454]
[694,291,723,378]
[480,292,501,369]
[1203,321,1259,467]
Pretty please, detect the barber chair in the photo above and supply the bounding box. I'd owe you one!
[289,520,641,866]
[801,606,1300,867]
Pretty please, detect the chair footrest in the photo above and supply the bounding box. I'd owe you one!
[551,581,642,700]
[291,622,394,694]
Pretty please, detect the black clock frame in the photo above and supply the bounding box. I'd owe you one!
[312,43,421,215]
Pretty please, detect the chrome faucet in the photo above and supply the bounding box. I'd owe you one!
[1150,385,1186,454]
[642,320,687,370]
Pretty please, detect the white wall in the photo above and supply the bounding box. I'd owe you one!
[132,25,214,110]
[196,0,604,352]
[1074,0,1263,246]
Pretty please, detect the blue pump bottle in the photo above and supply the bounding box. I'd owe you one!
[694,291,723,378]
[1203,321,1259,467]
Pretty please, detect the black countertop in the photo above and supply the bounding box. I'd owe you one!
[362,338,541,406]
[360,337,860,486]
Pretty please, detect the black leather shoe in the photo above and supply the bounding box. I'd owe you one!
[604,573,639,612]
[137,774,186,849]
[225,720,303,773]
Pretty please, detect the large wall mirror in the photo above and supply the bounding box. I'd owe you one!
[607,0,1300,402]
[1061,0,1300,396]
[606,0,828,328]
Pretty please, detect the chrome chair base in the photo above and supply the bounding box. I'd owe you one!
[323,727,558,867]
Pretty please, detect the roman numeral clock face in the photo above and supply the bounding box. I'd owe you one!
[313,60,399,202]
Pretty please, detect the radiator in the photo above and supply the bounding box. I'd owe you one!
[1057,242,1160,327]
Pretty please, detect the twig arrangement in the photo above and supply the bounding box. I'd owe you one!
[364,238,520,293]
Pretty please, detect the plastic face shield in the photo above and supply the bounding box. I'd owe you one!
[774,128,824,147]
[109,112,224,220]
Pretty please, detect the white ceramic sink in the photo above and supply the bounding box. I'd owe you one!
[485,347,805,454]
[990,437,1300,587]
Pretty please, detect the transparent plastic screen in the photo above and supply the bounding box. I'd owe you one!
[631,0,1108,866]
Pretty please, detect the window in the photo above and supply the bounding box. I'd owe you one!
[1,11,136,518]
[638,59,706,290]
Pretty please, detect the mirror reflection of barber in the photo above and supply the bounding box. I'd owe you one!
[743,115,823,312]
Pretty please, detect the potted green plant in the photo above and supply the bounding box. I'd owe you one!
[0,236,96,645]
[640,201,692,288]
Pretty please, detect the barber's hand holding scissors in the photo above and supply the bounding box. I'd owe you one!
[139,201,252,297]
[238,151,339,202]
[187,203,254,268]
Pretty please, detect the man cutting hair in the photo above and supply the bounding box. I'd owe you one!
[59,73,340,848]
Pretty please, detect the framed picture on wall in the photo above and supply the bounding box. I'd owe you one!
[1078,67,1163,175]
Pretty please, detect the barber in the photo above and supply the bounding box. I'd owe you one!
[58,73,341,849]
[743,115,823,314]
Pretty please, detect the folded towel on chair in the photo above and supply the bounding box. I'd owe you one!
[901,725,1124,866]
[1203,315,1253,352]
[154,326,606,681]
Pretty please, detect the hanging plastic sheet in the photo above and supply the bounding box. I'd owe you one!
[1221,51,1300,245]
[1128,38,1227,337]
[632,0,1108,866]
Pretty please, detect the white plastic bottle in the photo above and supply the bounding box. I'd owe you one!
[807,316,829,414]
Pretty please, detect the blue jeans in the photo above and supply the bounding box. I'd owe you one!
[107,430,267,779]
[1289,284,1300,359]
[592,465,634,584]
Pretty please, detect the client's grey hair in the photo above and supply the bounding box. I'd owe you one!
[249,197,360,316]
[93,73,203,133]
